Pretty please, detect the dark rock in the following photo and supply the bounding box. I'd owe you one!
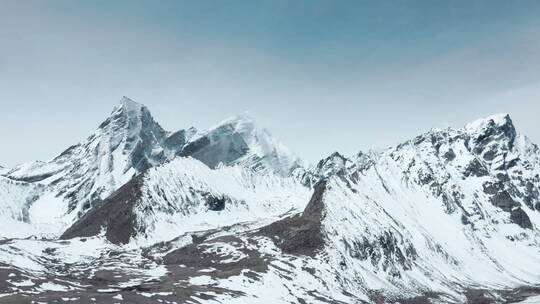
[496,173,510,182]
[164,130,187,151]
[490,191,520,212]
[464,159,489,177]
[461,214,470,225]
[510,208,533,229]
[442,149,456,161]
[505,157,520,169]
[205,195,226,211]
[482,150,496,161]
[483,182,503,195]
[178,136,211,158]
[61,175,144,244]
[258,180,327,257]
[180,130,249,169]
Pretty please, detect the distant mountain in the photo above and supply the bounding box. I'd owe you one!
[181,112,302,176]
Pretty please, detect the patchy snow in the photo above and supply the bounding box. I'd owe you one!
[39,282,69,291]
[516,295,540,303]
[8,279,34,287]
[189,275,215,285]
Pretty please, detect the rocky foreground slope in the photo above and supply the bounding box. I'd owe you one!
[0,99,539,303]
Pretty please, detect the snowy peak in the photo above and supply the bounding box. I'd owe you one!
[312,152,351,179]
[296,150,377,187]
[3,99,303,229]
[96,97,167,159]
[464,113,517,161]
[5,97,177,222]
[465,113,515,135]
[119,95,144,110]
[182,112,301,176]
[216,111,256,133]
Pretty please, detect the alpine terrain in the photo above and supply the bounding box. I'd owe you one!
[0,98,539,304]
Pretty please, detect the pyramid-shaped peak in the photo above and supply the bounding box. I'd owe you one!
[119,96,143,107]
[113,96,147,115]
[99,96,165,136]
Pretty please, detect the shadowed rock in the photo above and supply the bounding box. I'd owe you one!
[61,175,143,244]
[258,180,327,257]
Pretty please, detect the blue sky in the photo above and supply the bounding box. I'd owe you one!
[1,1,540,166]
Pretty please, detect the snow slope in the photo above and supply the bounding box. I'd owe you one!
[301,114,540,301]
[61,157,311,244]
[181,112,302,176]
[0,176,45,238]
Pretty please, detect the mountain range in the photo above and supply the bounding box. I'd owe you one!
[0,98,539,303]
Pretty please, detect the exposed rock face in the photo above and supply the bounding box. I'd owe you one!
[61,174,144,244]
[510,207,533,229]
[258,180,327,256]
[295,151,376,187]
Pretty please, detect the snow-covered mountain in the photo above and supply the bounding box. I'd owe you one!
[0,97,301,234]
[285,113,540,301]
[181,112,302,176]
[4,97,181,221]
[1,106,540,303]
[61,157,310,244]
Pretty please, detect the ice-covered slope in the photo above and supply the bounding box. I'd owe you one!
[61,157,310,244]
[0,176,46,238]
[181,112,302,176]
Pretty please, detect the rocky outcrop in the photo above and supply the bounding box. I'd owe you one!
[258,180,327,257]
[60,175,143,244]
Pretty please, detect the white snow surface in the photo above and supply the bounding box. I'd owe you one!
[134,157,310,243]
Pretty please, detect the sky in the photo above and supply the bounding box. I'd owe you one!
[1,0,540,167]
